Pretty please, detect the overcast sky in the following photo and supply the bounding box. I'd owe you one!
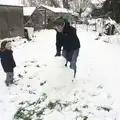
[0,0,22,5]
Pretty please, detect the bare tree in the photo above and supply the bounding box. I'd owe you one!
[22,0,60,7]
[50,0,60,7]
[22,0,92,12]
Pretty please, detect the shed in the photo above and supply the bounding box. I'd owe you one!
[0,4,24,39]
[23,5,79,30]
[39,5,79,24]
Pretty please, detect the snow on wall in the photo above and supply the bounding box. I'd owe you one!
[23,7,36,16]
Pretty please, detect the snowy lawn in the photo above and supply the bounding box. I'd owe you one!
[0,27,120,120]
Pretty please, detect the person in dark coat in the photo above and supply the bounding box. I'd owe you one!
[0,40,16,86]
[53,18,81,79]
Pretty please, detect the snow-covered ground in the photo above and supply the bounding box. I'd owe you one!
[0,26,120,120]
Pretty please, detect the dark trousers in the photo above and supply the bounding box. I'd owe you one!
[5,72,14,86]
[62,49,79,77]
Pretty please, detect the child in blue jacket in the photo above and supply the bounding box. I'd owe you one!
[0,41,16,86]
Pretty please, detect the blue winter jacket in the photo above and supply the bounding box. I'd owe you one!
[0,49,16,72]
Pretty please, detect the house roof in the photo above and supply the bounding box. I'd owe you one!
[23,7,36,16]
[41,5,79,16]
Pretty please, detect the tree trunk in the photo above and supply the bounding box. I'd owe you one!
[63,0,69,9]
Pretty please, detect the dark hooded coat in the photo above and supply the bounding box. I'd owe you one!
[56,20,80,61]
[0,49,16,72]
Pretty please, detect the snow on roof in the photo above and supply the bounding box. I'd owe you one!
[72,12,79,16]
[41,5,79,16]
[91,0,106,5]
[23,7,36,16]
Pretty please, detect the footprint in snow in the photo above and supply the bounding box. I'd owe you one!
[82,105,89,108]
[24,70,27,74]
[97,106,112,112]
[89,92,100,97]
[18,74,24,79]
[107,94,112,99]
[30,61,37,63]
[54,85,66,91]
[29,90,36,95]
[40,81,46,86]
[27,85,31,87]
[36,65,40,68]
[29,77,33,79]
[97,85,103,89]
